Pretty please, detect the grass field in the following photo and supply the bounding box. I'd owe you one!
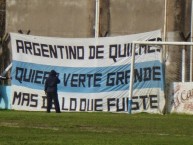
[0,110,193,145]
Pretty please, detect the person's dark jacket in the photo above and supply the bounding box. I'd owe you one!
[44,70,60,93]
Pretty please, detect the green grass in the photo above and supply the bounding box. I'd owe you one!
[0,110,193,145]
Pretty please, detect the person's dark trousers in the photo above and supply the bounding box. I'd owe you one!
[47,92,61,113]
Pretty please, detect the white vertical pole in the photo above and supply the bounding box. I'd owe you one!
[162,0,167,82]
[190,0,193,81]
[163,0,167,63]
[182,47,186,82]
[128,43,136,114]
[95,0,100,38]
[163,0,167,43]
[162,0,167,113]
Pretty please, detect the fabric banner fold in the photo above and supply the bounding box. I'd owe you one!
[10,30,165,113]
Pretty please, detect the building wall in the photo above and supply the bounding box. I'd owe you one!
[5,0,166,37]
[109,0,165,35]
[6,0,95,37]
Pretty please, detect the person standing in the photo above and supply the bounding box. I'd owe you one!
[44,70,61,113]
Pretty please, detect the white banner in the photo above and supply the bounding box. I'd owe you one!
[168,82,193,114]
[10,30,165,113]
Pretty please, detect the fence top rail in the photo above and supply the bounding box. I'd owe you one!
[133,41,193,46]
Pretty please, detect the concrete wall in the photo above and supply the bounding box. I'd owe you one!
[109,0,165,35]
[6,0,165,37]
[6,0,95,37]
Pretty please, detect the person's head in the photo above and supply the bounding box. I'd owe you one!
[49,70,57,76]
